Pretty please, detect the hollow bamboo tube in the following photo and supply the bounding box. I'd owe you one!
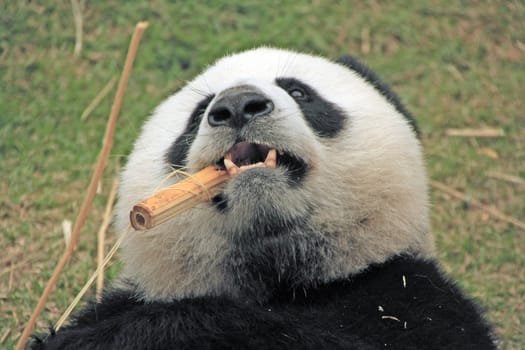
[130,165,229,230]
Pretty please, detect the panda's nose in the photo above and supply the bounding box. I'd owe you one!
[208,87,274,128]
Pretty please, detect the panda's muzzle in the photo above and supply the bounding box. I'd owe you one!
[208,85,308,182]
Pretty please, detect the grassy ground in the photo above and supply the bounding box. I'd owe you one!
[1,1,523,348]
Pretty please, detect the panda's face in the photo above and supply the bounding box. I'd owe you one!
[182,73,350,241]
[116,48,434,301]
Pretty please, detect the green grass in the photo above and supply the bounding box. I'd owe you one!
[1,1,524,348]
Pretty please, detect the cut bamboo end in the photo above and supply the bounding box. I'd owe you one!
[130,165,230,230]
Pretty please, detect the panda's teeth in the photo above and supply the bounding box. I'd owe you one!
[224,158,240,176]
[264,149,277,168]
[222,148,277,176]
[239,162,265,172]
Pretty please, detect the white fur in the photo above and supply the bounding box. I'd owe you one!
[115,47,435,301]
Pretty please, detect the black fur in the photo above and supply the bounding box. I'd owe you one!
[277,152,308,185]
[165,94,215,169]
[31,256,494,349]
[336,56,419,137]
[211,193,229,212]
[275,77,347,138]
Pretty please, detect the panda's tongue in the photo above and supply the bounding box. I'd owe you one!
[223,142,277,176]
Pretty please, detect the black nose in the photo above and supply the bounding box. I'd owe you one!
[208,89,274,128]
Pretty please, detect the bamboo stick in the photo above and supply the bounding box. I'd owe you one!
[55,226,132,331]
[96,178,119,301]
[130,165,229,230]
[487,171,525,186]
[15,21,148,350]
[430,180,525,230]
[70,0,83,56]
[445,128,504,137]
[81,76,117,120]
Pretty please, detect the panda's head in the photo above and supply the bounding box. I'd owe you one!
[115,47,434,302]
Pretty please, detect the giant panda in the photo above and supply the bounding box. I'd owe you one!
[32,48,495,349]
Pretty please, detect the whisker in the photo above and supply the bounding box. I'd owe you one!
[186,83,212,98]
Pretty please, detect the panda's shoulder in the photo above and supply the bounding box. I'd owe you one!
[32,257,495,350]
[292,255,496,349]
[31,289,370,349]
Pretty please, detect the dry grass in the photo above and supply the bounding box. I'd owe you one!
[1,1,523,348]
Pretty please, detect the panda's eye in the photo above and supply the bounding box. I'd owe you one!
[289,88,306,100]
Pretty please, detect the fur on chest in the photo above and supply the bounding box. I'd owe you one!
[31,256,495,350]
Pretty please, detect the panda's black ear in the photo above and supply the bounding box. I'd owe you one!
[335,55,420,138]
[336,55,387,95]
[336,55,371,75]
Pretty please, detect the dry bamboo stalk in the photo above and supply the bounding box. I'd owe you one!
[445,128,504,137]
[130,165,230,230]
[487,171,525,186]
[430,180,525,230]
[81,76,117,120]
[15,21,148,350]
[0,328,11,345]
[70,0,83,56]
[62,219,72,246]
[55,226,132,331]
[96,178,119,301]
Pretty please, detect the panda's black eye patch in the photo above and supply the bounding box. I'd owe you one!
[194,102,209,117]
[165,94,215,169]
[275,77,346,138]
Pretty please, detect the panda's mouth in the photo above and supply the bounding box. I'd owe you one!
[215,141,308,181]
